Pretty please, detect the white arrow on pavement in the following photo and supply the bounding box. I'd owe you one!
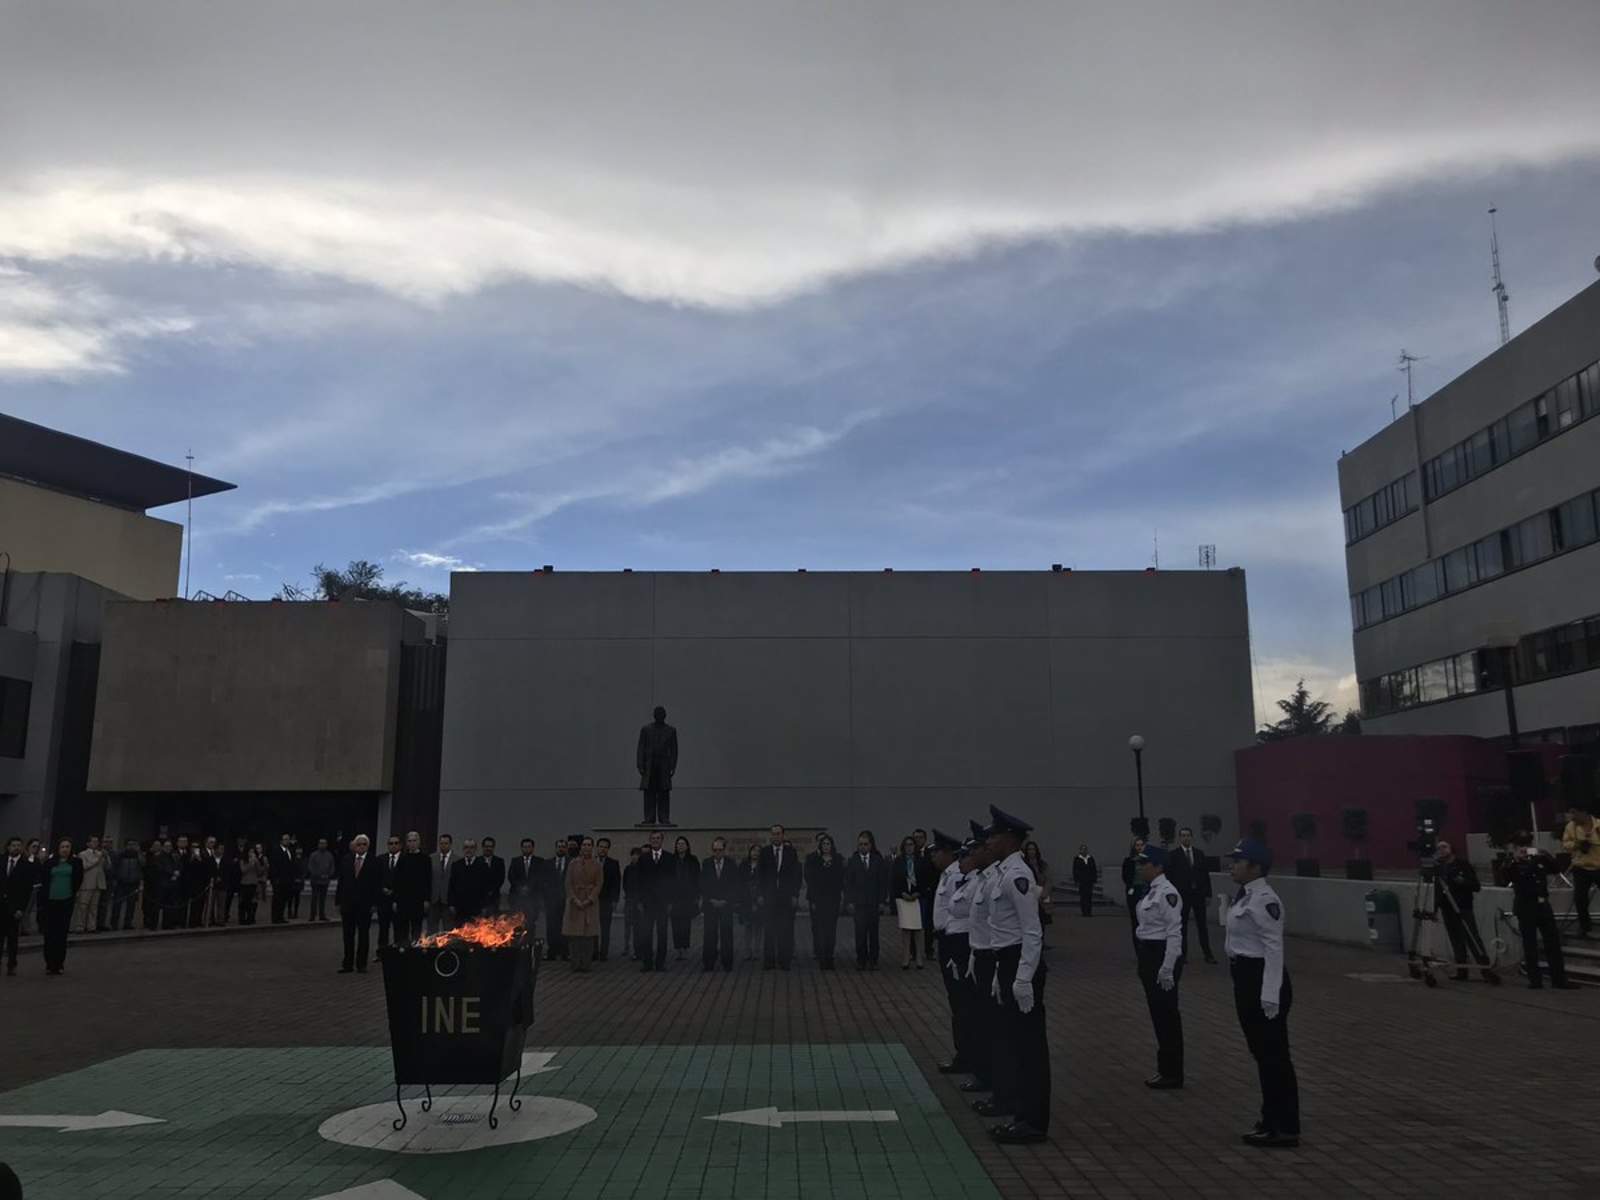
[309,1182,429,1200]
[705,1107,898,1129]
[0,1110,165,1133]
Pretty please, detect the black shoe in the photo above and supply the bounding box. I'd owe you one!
[703,964,715,972]
[1241,1127,1273,1144]
[356,966,368,974]
[763,963,775,971]
[1528,982,1544,990]
[640,964,653,973]
[959,1080,989,1094]
[781,964,791,971]
[1555,981,1581,990]
[1203,955,1217,965]
[856,961,867,971]
[936,1060,967,1075]
[337,966,354,974]
[1246,1133,1300,1149]
[1144,1075,1183,1089]
[1454,970,1470,981]
[991,1121,1046,1144]
[972,1100,1007,1118]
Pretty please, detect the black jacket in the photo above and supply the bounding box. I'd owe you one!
[482,855,506,908]
[1507,852,1559,907]
[804,852,844,909]
[843,850,888,912]
[1436,857,1481,911]
[448,856,491,915]
[636,848,673,909]
[268,845,296,884]
[598,857,622,905]
[700,855,740,913]
[542,855,571,906]
[3,855,35,912]
[337,853,383,909]
[1166,844,1212,898]
[670,853,702,914]
[888,853,926,901]
[1071,854,1098,887]
[508,854,545,902]
[758,843,802,904]
[392,851,431,909]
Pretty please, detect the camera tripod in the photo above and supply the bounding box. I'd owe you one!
[1407,866,1502,987]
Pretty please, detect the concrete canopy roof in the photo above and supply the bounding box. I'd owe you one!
[0,411,235,511]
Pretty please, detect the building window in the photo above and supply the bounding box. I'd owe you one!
[0,676,29,759]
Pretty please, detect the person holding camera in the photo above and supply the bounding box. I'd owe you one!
[1560,805,1598,938]
[1432,841,1497,983]
[1506,837,1578,990]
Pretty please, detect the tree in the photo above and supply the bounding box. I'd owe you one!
[1337,709,1362,735]
[279,559,448,612]
[1257,679,1335,742]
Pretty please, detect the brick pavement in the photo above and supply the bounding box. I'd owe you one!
[3,911,1599,1198]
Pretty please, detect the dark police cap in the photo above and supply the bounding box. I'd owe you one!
[931,828,962,853]
[1227,837,1272,868]
[1135,843,1168,867]
[986,804,1032,837]
[969,818,991,841]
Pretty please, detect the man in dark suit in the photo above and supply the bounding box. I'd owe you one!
[699,836,738,971]
[596,838,622,961]
[543,838,570,962]
[758,824,802,970]
[636,706,679,825]
[375,834,403,948]
[268,833,296,924]
[1070,845,1098,917]
[391,831,430,946]
[636,830,671,971]
[448,839,490,925]
[337,835,382,973]
[507,838,544,930]
[843,831,889,969]
[481,836,506,916]
[1165,827,1216,963]
[4,837,34,976]
[912,828,941,958]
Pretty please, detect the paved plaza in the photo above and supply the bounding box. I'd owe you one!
[2,913,1597,1199]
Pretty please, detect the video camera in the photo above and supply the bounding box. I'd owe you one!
[1406,798,1447,878]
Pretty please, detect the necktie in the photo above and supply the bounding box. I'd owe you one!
[390,855,397,870]
[356,856,364,876]
[1234,885,1247,903]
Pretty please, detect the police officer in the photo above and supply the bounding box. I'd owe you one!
[931,829,973,1075]
[1506,838,1578,990]
[986,805,1049,1144]
[1224,838,1300,1148]
[960,820,1004,1113]
[1133,843,1184,1088]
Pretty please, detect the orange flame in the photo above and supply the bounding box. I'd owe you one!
[416,913,526,950]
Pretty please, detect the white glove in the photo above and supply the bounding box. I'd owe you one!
[946,958,960,980]
[1262,999,1280,1020]
[1157,966,1175,992]
[966,956,976,981]
[990,971,1001,1002]
[1013,977,1034,1014]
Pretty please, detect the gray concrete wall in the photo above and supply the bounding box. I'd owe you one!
[0,476,182,601]
[88,600,411,793]
[438,570,1255,865]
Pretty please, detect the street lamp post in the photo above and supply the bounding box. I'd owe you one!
[1128,734,1146,822]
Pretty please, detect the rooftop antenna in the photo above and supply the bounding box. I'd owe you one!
[1489,206,1511,347]
[1152,529,1160,571]
[1198,544,1216,570]
[1397,350,1424,409]
[1389,393,1400,423]
[184,449,194,600]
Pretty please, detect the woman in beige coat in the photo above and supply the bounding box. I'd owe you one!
[563,836,603,971]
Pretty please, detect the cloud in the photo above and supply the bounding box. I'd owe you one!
[396,550,478,572]
[0,263,192,376]
[222,572,262,582]
[4,2,1597,307]
[1253,657,1359,730]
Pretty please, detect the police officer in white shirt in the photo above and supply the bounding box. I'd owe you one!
[1133,844,1185,1089]
[960,820,1004,1110]
[985,804,1049,1144]
[1224,838,1301,1148]
[930,829,971,1075]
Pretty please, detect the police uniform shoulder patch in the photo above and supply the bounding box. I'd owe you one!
[1165,892,1180,907]
[1265,901,1281,920]
[1015,877,1029,895]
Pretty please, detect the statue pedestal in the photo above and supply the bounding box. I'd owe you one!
[594,826,828,861]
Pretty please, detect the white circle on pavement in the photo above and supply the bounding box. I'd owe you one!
[318,1095,596,1154]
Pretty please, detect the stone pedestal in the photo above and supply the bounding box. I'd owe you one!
[594,826,827,860]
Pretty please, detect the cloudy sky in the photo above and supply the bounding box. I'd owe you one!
[4,1,1599,722]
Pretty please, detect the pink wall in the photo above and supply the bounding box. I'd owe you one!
[1234,736,1565,869]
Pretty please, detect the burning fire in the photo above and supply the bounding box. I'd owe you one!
[416,914,526,950]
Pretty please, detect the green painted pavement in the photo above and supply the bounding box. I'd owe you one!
[0,1044,1001,1200]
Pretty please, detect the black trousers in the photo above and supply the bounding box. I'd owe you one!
[763,897,795,966]
[670,909,694,950]
[1136,938,1184,1081]
[811,901,840,962]
[1516,900,1568,986]
[1180,894,1213,958]
[640,903,668,968]
[1077,884,1094,916]
[310,883,330,921]
[853,906,880,965]
[1230,956,1299,1135]
[919,893,936,957]
[1439,900,1491,969]
[42,898,72,972]
[598,901,616,957]
[994,944,1049,1132]
[341,904,372,969]
[703,906,734,968]
[142,891,160,930]
[545,899,568,959]
[1573,867,1598,934]
[271,883,290,924]
[393,904,423,947]
[2,905,20,968]
[643,789,670,824]
[376,900,395,948]
[971,947,1000,1094]
[939,932,972,1065]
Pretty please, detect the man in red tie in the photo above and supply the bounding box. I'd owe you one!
[337,834,380,975]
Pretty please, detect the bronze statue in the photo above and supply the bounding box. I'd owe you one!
[636,706,679,825]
